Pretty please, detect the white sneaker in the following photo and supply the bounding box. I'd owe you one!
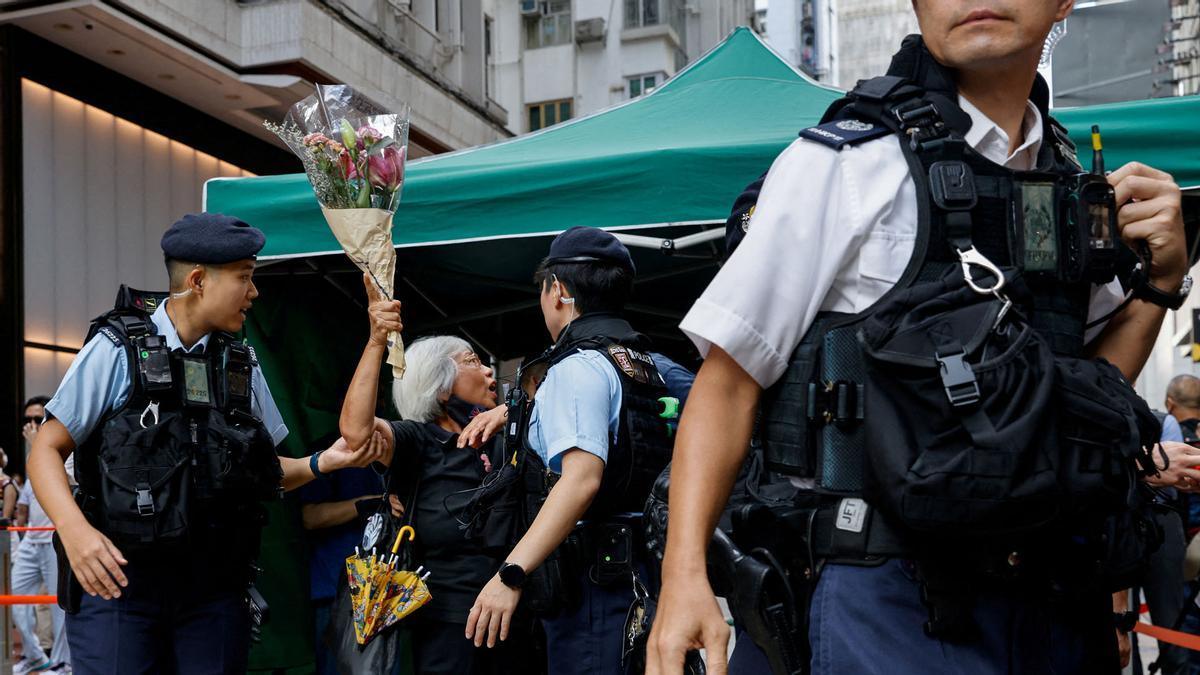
[14,657,51,674]
[48,664,72,675]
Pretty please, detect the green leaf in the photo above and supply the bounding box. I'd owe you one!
[366,138,397,157]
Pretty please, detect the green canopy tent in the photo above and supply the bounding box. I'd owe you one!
[206,27,1200,672]
[212,27,844,673]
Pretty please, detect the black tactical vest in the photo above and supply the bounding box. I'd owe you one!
[748,37,1166,571]
[74,286,283,554]
[519,313,675,519]
[760,37,1103,484]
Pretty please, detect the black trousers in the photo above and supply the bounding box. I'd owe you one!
[409,615,545,675]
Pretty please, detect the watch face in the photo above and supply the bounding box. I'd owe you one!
[500,563,525,587]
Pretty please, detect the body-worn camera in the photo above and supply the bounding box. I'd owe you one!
[134,334,173,394]
[1014,170,1121,284]
[221,342,253,413]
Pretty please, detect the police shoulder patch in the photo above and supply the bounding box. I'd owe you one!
[97,326,122,347]
[245,344,258,365]
[799,118,891,150]
[606,345,656,384]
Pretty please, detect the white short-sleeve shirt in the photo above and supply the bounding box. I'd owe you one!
[680,96,1125,388]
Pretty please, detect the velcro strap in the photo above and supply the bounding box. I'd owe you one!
[850,76,911,103]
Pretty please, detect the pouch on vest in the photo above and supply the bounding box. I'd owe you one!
[520,449,582,615]
[193,409,282,504]
[95,410,192,546]
[858,268,1060,537]
[1054,357,1158,517]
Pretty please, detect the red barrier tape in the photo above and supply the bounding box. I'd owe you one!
[0,595,56,606]
[2,527,55,532]
[1134,622,1200,652]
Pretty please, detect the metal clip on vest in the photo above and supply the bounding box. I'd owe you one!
[894,100,946,151]
[956,246,1015,330]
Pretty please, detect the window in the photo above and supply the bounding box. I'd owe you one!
[624,0,683,32]
[524,0,572,49]
[528,99,573,132]
[485,15,495,99]
[627,73,663,98]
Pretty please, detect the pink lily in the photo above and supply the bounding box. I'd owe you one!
[367,145,404,191]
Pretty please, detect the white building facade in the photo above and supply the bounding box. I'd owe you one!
[485,0,755,135]
[764,0,915,86]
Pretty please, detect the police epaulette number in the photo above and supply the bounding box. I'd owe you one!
[799,119,891,150]
[97,327,122,347]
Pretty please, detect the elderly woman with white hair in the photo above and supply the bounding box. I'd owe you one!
[340,275,515,675]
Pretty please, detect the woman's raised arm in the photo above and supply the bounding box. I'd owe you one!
[340,273,403,450]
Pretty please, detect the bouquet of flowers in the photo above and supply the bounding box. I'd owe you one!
[267,84,410,377]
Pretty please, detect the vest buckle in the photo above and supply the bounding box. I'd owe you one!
[135,483,155,516]
[807,381,865,426]
[935,352,980,407]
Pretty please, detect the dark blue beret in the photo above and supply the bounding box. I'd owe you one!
[546,226,635,274]
[161,213,265,264]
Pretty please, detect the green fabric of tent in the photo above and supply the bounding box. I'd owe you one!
[205,28,843,259]
[206,28,1200,262]
[1056,95,1200,189]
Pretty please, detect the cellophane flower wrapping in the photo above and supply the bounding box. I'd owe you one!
[267,84,410,377]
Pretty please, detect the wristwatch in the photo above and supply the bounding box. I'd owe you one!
[1135,274,1193,311]
[498,562,527,589]
[1113,610,1139,633]
[309,450,331,480]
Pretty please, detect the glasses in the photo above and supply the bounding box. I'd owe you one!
[22,416,40,425]
[457,353,486,370]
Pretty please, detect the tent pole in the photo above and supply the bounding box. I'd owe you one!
[612,226,724,254]
[305,259,366,309]
[399,276,502,361]
[422,299,541,333]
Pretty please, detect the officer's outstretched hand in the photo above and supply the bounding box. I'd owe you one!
[60,520,128,600]
[1109,162,1188,288]
[1146,441,1200,492]
[457,406,507,449]
[647,575,730,675]
[323,432,391,471]
[363,273,403,348]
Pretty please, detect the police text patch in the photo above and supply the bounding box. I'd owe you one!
[799,119,890,150]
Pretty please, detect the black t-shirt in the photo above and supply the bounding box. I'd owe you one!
[387,420,498,624]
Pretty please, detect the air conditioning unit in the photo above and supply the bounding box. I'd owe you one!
[575,17,606,44]
[520,0,541,17]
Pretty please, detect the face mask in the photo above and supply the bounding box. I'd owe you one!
[445,395,479,428]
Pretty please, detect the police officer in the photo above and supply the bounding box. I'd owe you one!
[26,213,385,674]
[648,1,1200,674]
[460,226,673,675]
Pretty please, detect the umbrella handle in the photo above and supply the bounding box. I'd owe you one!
[392,525,416,554]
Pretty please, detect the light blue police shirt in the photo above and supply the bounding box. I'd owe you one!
[45,299,288,447]
[1163,414,1184,443]
[529,349,622,473]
